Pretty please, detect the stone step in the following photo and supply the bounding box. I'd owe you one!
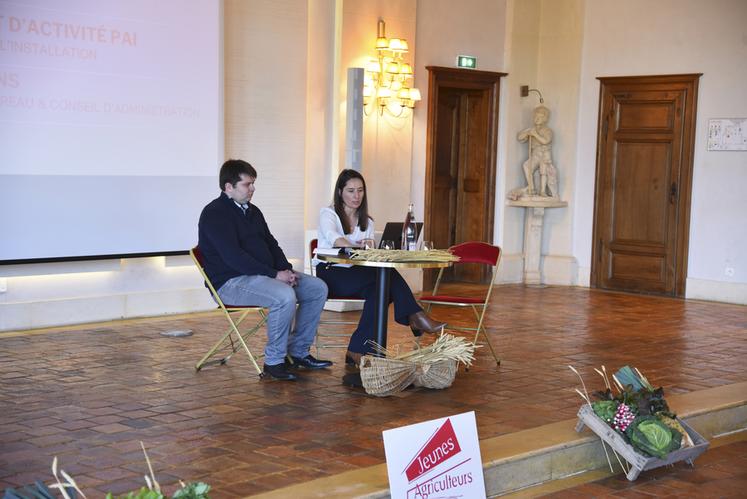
[249,382,747,498]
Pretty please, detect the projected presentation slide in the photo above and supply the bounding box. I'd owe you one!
[0,0,221,261]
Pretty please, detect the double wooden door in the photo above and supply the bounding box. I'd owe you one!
[591,74,700,296]
[424,67,505,285]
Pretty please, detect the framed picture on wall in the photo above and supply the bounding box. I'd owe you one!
[707,118,747,151]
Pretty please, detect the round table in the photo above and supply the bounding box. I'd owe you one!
[317,254,452,352]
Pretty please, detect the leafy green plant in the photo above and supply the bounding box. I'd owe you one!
[172,482,210,499]
[591,400,618,422]
[104,482,209,499]
[635,386,670,416]
[625,415,682,459]
[106,487,164,499]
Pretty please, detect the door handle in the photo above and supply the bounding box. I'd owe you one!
[670,182,678,204]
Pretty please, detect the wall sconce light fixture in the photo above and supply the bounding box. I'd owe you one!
[520,85,544,103]
[363,19,421,117]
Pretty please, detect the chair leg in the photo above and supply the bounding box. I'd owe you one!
[238,328,262,378]
[196,310,254,369]
[478,325,501,366]
[195,309,266,376]
[229,318,264,376]
[471,305,500,366]
[195,327,235,371]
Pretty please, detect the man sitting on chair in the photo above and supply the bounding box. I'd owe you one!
[198,159,332,381]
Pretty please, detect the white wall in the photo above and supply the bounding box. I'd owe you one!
[0,256,214,331]
[224,0,309,259]
[304,0,338,229]
[533,0,584,284]
[342,0,417,227]
[574,0,747,301]
[498,0,585,285]
[500,0,542,282]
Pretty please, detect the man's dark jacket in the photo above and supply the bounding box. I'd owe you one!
[198,192,292,291]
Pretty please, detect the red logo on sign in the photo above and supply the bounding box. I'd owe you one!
[403,418,462,482]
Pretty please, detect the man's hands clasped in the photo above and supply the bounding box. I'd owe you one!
[275,269,298,287]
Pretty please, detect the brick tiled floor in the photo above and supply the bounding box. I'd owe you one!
[1,285,746,497]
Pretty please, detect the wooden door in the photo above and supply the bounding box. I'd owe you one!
[430,87,460,268]
[591,74,700,296]
[424,67,505,286]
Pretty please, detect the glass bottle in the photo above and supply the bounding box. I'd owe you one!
[402,203,418,251]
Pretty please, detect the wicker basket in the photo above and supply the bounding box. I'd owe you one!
[413,359,458,389]
[360,356,417,397]
[360,356,459,396]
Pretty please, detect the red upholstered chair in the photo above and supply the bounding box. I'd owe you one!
[309,238,364,351]
[190,246,268,376]
[418,241,502,365]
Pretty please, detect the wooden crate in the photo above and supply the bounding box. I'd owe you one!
[575,404,709,481]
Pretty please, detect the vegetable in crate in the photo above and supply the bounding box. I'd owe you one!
[636,387,670,416]
[612,403,636,432]
[614,365,653,391]
[658,414,695,448]
[625,415,682,459]
[591,400,618,423]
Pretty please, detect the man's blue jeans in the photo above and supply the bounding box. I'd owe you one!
[217,272,328,366]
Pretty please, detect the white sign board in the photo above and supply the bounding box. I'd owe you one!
[708,118,747,151]
[383,411,486,499]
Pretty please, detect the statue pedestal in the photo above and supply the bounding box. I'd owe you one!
[507,197,568,285]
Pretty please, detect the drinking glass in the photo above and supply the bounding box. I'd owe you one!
[421,240,435,251]
[361,238,376,250]
[381,240,395,250]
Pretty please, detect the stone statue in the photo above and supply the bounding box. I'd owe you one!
[508,105,558,200]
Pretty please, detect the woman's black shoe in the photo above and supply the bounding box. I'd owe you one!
[345,351,362,373]
[345,351,362,366]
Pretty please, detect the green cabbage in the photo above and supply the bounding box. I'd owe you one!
[625,416,682,458]
[592,400,618,423]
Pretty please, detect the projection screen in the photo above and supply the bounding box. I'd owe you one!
[0,0,222,262]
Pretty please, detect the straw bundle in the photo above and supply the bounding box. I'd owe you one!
[359,333,477,396]
[349,249,459,263]
[392,333,478,366]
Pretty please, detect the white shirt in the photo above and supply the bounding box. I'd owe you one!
[314,206,374,266]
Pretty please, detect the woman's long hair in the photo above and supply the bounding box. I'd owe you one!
[333,169,371,234]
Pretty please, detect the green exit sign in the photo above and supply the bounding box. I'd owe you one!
[456,55,477,69]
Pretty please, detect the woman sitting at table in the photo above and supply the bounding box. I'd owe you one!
[315,169,446,365]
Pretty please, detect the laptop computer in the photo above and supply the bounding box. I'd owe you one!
[379,222,424,250]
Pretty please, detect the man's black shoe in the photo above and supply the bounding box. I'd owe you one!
[288,354,333,370]
[263,363,297,381]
